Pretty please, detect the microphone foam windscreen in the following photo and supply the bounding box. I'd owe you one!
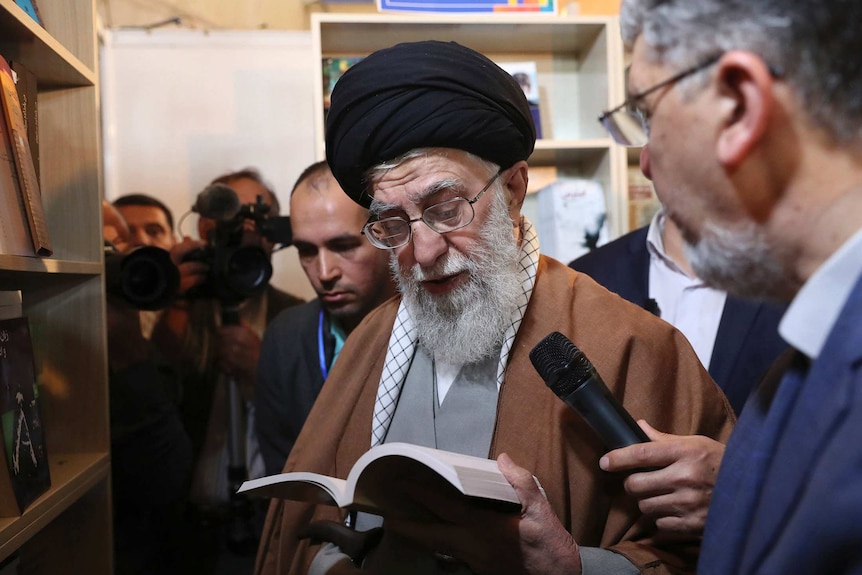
[195,183,240,221]
[529,332,593,396]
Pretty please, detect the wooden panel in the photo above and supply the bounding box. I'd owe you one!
[0,0,110,570]
[38,87,102,263]
[0,1,95,88]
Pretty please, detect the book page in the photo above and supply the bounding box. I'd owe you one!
[348,443,521,518]
[237,471,349,508]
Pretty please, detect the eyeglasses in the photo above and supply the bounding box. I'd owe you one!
[599,54,723,147]
[361,170,502,250]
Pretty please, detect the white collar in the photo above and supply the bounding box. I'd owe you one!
[779,227,862,359]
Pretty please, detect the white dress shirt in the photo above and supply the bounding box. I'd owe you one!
[646,211,727,369]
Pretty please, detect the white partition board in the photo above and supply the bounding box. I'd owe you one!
[101,28,317,299]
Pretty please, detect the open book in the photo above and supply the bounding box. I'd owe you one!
[238,442,532,518]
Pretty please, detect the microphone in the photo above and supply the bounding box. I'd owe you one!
[194,183,241,221]
[529,332,649,450]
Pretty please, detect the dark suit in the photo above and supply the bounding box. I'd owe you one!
[699,272,862,574]
[570,226,787,414]
[256,299,335,476]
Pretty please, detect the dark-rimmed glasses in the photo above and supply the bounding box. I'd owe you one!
[361,170,502,250]
[599,54,723,147]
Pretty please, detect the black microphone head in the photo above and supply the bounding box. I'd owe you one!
[529,332,595,398]
[194,183,241,221]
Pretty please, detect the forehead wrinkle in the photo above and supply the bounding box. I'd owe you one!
[370,176,463,217]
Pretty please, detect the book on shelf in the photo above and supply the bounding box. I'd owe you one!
[0,55,51,257]
[322,57,363,118]
[497,61,543,139]
[12,0,43,27]
[8,60,39,186]
[0,301,52,515]
[535,177,609,264]
[238,442,532,518]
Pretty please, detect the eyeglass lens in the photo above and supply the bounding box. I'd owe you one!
[601,108,648,147]
[364,197,473,249]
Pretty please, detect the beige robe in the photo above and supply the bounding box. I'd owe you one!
[255,256,735,575]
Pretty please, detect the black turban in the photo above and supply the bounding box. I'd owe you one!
[325,40,536,207]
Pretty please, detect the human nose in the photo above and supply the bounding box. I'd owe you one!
[317,250,341,283]
[130,228,149,248]
[407,220,448,268]
[639,145,653,181]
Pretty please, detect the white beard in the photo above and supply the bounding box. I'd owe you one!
[393,188,522,365]
[684,218,796,300]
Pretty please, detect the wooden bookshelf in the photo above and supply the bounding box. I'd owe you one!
[0,0,110,572]
[311,12,630,237]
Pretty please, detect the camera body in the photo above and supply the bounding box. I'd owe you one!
[184,191,292,306]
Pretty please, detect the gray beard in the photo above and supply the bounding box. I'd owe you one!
[393,190,523,365]
[684,218,797,301]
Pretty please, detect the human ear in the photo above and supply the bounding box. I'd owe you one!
[503,161,529,219]
[715,51,776,168]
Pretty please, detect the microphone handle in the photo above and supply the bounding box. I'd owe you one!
[562,376,650,450]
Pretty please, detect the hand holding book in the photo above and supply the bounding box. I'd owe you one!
[238,442,532,518]
[282,451,582,575]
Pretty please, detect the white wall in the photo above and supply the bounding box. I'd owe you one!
[101,28,317,300]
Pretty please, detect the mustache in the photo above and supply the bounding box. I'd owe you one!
[402,252,472,283]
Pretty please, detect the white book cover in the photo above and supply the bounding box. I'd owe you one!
[536,178,609,264]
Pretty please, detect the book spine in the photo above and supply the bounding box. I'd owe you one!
[9,61,39,186]
[0,57,51,257]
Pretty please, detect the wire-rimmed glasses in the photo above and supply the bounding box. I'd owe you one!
[361,170,502,250]
[598,54,723,147]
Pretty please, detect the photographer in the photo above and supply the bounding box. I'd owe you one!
[103,201,193,575]
[149,168,304,574]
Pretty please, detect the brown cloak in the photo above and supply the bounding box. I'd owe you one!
[255,256,735,574]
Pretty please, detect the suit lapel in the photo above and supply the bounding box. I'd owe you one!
[709,297,761,390]
[741,281,862,570]
[627,227,651,308]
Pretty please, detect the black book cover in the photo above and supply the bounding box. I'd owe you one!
[0,316,50,513]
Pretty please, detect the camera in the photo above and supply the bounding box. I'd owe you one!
[105,244,180,310]
[183,183,292,305]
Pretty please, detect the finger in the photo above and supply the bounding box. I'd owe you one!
[497,453,544,507]
[638,419,669,441]
[636,488,711,520]
[600,441,675,473]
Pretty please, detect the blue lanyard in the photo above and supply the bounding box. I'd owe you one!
[318,309,329,379]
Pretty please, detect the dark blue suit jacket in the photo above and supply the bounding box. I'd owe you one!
[255,299,334,476]
[699,272,862,574]
[570,226,787,414]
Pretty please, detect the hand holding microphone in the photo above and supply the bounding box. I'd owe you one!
[529,331,649,450]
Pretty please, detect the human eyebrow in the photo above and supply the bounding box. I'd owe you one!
[368,198,402,218]
[407,177,462,204]
[368,176,464,217]
[326,235,363,252]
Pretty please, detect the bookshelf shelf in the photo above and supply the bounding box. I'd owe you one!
[0,453,110,558]
[311,12,631,237]
[0,0,109,572]
[0,1,95,88]
[0,256,101,276]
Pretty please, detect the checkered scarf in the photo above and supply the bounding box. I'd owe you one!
[370,217,541,447]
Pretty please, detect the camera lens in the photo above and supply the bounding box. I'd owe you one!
[224,246,273,297]
[107,246,180,310]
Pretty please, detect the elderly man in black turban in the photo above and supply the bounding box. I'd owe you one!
[255,40,734,575]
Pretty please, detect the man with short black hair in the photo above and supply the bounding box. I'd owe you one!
[255,161,396,476]
[114,193,176,251]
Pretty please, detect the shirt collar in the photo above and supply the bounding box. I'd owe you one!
[779,227,862,359]
[646,210,701,281]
